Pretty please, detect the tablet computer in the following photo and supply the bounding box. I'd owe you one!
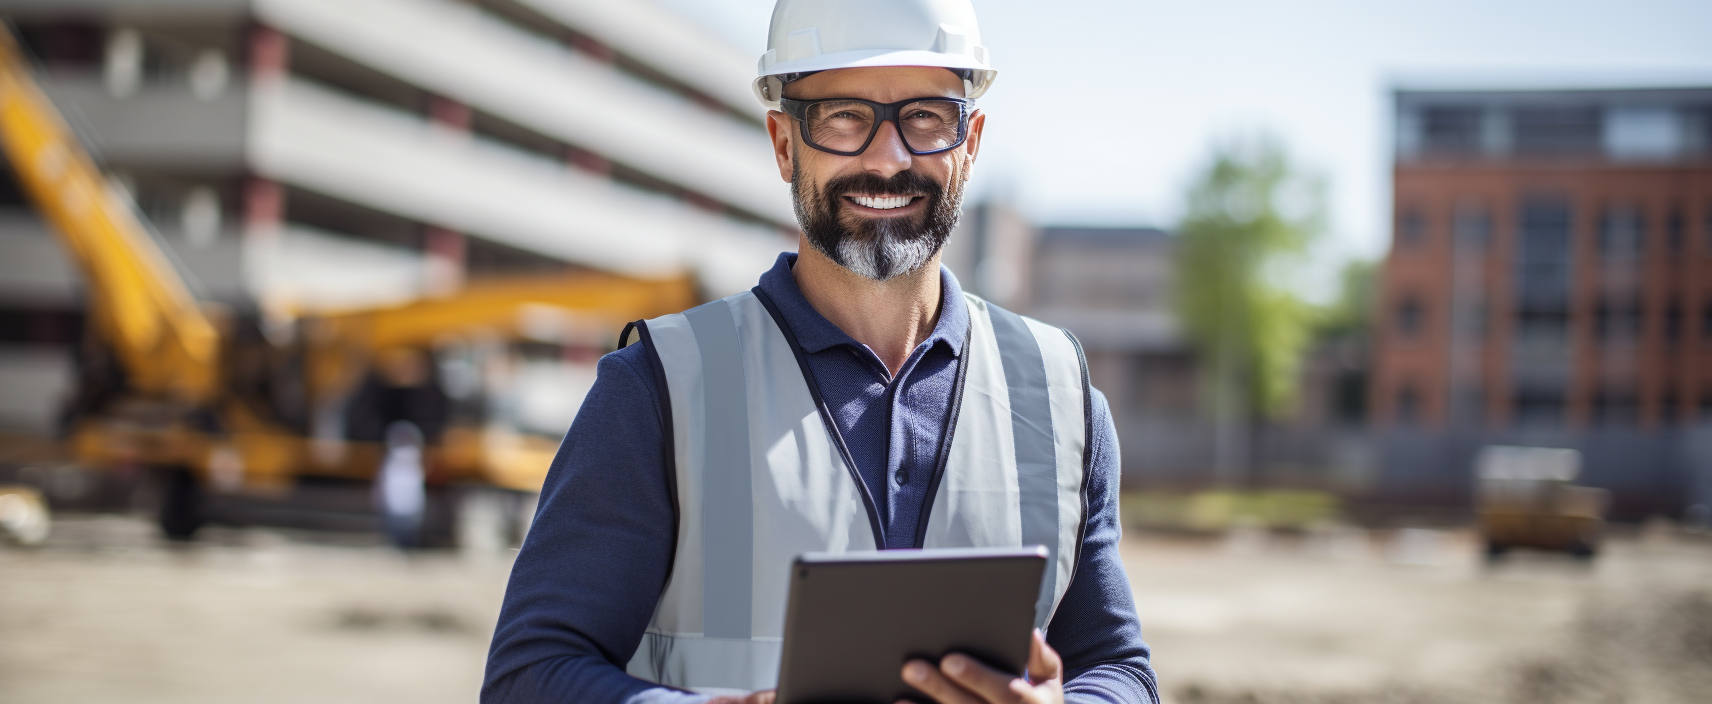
[775,546,1048,704]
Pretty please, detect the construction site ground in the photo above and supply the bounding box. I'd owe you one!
[3,515,1710,704]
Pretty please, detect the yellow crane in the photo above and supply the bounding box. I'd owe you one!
[0,26,695,542]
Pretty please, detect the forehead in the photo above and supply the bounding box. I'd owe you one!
[782,66,966,103]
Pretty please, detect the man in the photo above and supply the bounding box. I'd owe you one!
[483,1,1157,703]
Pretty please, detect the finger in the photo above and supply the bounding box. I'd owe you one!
[940,653,1024,703]
[1026,629,1063,683]
[902,658,985,704]
[746,690,776,704]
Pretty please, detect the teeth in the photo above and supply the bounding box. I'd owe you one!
[851,195,912,210]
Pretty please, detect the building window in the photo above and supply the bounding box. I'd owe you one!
[1664,302,1684,347]
[1516,197,1573,307]
[1702,300,1712,343]
[1598,299,1641,342]
[1453,201,1491,250]
[1514,389,1566,428]
[1398,208,1429,247]
[1333,371,1368,425]
[1421,106,1483,155]
[1396,297,1425,339]
[1703,206,1712,255]
[16,23,104,70]
[1513,106,1602,156]
[1516,311,1570,352]
[1599,205,1646,258]
[0,158,25,208]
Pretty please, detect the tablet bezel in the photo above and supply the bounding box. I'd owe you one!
[775,546,1048,704]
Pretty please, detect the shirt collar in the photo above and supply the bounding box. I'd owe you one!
[754,252,969,358]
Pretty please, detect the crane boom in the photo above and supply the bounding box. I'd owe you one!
[0,25,219,403]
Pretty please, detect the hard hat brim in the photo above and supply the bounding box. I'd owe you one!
[760,48,993,78]
[753,49,996,107]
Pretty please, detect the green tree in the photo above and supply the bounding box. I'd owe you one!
[1316,258,1378,343]
[1173,135,1326,481]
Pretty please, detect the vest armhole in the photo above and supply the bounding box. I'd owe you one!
[628,319,681,593]
[1063,327,1095,592]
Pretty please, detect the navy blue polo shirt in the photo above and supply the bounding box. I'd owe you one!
[482,253,1158,704]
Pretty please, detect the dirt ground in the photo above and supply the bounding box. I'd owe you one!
[3,516,1710,704]
[1127,525,1712,704]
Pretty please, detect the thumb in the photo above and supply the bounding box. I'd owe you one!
[1026,629,1062,683]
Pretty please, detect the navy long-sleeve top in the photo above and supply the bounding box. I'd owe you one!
[482,253,1158,704]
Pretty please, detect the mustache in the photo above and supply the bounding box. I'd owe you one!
[788,151,968,281]
[822,169,942,203]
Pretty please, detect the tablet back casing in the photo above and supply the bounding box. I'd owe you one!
[775,548,1047,704]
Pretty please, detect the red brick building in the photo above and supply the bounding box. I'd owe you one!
[1375,87,1712,431]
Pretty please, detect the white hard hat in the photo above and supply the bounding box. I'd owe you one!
[754,0,997,108]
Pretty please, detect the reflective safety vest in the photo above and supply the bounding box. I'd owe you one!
[622,288,1092,695]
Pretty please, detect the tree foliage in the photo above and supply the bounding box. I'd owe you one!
[1316,258,1378,342]
[1173,135,1326,418]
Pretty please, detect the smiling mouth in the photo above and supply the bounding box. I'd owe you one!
[845,194,920,211]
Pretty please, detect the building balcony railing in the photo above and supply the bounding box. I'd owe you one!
[250,76,788,296]
[508,0,758,117]
[255,0,794,227]
[42,72,247,170]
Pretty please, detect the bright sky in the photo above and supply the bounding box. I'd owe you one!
[653,0,1712,277]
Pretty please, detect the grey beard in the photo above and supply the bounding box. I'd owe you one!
[792,157,969,282]
[827,220,944,281]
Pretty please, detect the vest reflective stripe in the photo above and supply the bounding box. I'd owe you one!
[684,302,754,640]
[627,290,1088,693]
[928,296,1089,628]
[990,304,1065,628]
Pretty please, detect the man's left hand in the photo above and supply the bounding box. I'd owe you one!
[898,629,1064,704]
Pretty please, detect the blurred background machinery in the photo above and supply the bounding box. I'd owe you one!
[0,0,795,546]
[1474,446,1608,559]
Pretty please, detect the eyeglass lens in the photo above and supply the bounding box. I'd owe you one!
[804,100,964,154]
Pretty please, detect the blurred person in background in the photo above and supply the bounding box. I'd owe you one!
[483,1,1156,703]
[375,421,427,550]
[349,348,441,549]
[348,347,448,450]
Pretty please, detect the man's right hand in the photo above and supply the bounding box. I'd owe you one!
[707,690,774,704]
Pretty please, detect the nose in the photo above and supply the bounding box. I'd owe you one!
[857,120,912,179]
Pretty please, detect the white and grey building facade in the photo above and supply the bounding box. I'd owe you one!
[0,0,795,434]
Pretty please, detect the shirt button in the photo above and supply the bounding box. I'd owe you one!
[896,469,910,485]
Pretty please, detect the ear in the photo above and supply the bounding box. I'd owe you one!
[963,108,986,164]
[767,110,795,183]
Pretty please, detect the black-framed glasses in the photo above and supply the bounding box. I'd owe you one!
[780,97,971,157]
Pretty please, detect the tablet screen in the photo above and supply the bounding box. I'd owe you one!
[775,547,1048,704]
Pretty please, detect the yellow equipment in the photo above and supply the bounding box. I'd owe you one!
[1475,446,1609,560]
[0,26,695,541]
[0,28,219,404]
